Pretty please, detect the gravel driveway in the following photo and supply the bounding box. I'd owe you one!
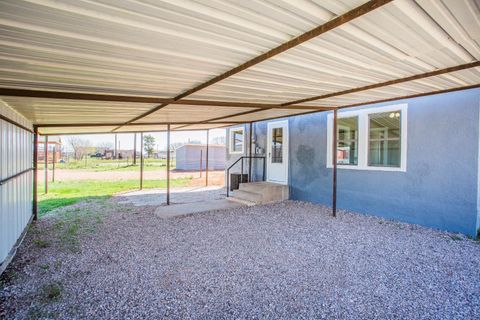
[1,199,479,319]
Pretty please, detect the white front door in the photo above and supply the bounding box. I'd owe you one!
[267,120,288,184]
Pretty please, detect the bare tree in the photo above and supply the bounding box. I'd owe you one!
[96,141,113,153]
[68,137,92,160]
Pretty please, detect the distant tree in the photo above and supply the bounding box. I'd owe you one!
[187,138,202,144]
[68,137,92,160]
[170,142,185,150]
[143,135,156,158]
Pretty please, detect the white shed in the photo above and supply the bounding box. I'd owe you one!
[175,144,225,171]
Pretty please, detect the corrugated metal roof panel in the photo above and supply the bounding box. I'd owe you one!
[0,0,477,133]
[0,97,155,125]
[134,105,259,124]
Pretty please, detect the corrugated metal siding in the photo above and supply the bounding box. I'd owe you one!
[0,0,478,134]
[176,145,226,170]
[0,101,33,265]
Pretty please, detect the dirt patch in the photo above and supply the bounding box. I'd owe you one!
[38,169,225,186]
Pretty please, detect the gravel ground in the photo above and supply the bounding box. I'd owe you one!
[1,199,480,319]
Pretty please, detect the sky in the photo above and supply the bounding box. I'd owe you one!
[60,129,226,152]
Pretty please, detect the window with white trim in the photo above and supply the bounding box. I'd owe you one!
[229,127,244,154]
[327,104,407,172]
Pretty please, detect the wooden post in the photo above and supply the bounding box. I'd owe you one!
[133,133,137,165]
[44,135,48,194]
[199,149,203,178]
[167,125,171,205]
[33,128,38,221]
[206,130,209,187]
[52,145,56,182]
[249,122,253,182]
[140,132,144,190]
[332,109,338,217]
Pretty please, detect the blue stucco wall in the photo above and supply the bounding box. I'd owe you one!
[250,89,480,236]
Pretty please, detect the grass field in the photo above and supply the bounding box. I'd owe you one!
[38,178,190,217]
[38,158,176,172]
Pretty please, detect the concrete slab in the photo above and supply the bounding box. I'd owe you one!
[117,186,225,206]
[154,199,245,218]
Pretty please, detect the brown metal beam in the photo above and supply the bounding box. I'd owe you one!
[114,0,392,130]
[169,0,393,99]
[205,130,209,187]
[196,83,480,129]
[332,109,338,218]
[140,132,144,190]
[173,108,271,130]
[0,88,328,110]
[0,88,170,104]
[133,133,137,165]
[36,121,244,128]
[249,122,253,182]
[283,61,480,106]
[166,124,171,205]
[44,136,48,194]
[35,84,479,135]
[175,105,333,131]
[338,83,480,109]
[33,127,39,221]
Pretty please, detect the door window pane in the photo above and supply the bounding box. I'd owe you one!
[271,127,283,163]
[232,129,243,152]
[337,117,358,165]
[368,111,401,167]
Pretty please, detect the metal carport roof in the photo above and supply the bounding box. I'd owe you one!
[0,0,478,134]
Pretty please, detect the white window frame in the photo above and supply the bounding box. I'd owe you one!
[327,103,408,172]
[229,126,245,154]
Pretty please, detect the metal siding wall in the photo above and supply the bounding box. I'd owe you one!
[0,103,33,265]
[176,146,225,170]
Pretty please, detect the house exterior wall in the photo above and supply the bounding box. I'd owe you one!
[0,101,34,271]
[227,88,480,236]
[176,145,226,171]
[225,125,266,185]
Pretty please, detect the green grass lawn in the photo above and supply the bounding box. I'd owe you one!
[38,158,176,172]
[38,178,191,217]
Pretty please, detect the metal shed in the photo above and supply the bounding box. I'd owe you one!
[176,144,225,171]
[0,0,479,270]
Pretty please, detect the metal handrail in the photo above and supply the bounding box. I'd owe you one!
[226,156,265,197]
[0,168,34,186]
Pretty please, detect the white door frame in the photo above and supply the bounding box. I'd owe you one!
[266,120,289,185]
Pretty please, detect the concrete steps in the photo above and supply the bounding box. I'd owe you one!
[229,181,289,205]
